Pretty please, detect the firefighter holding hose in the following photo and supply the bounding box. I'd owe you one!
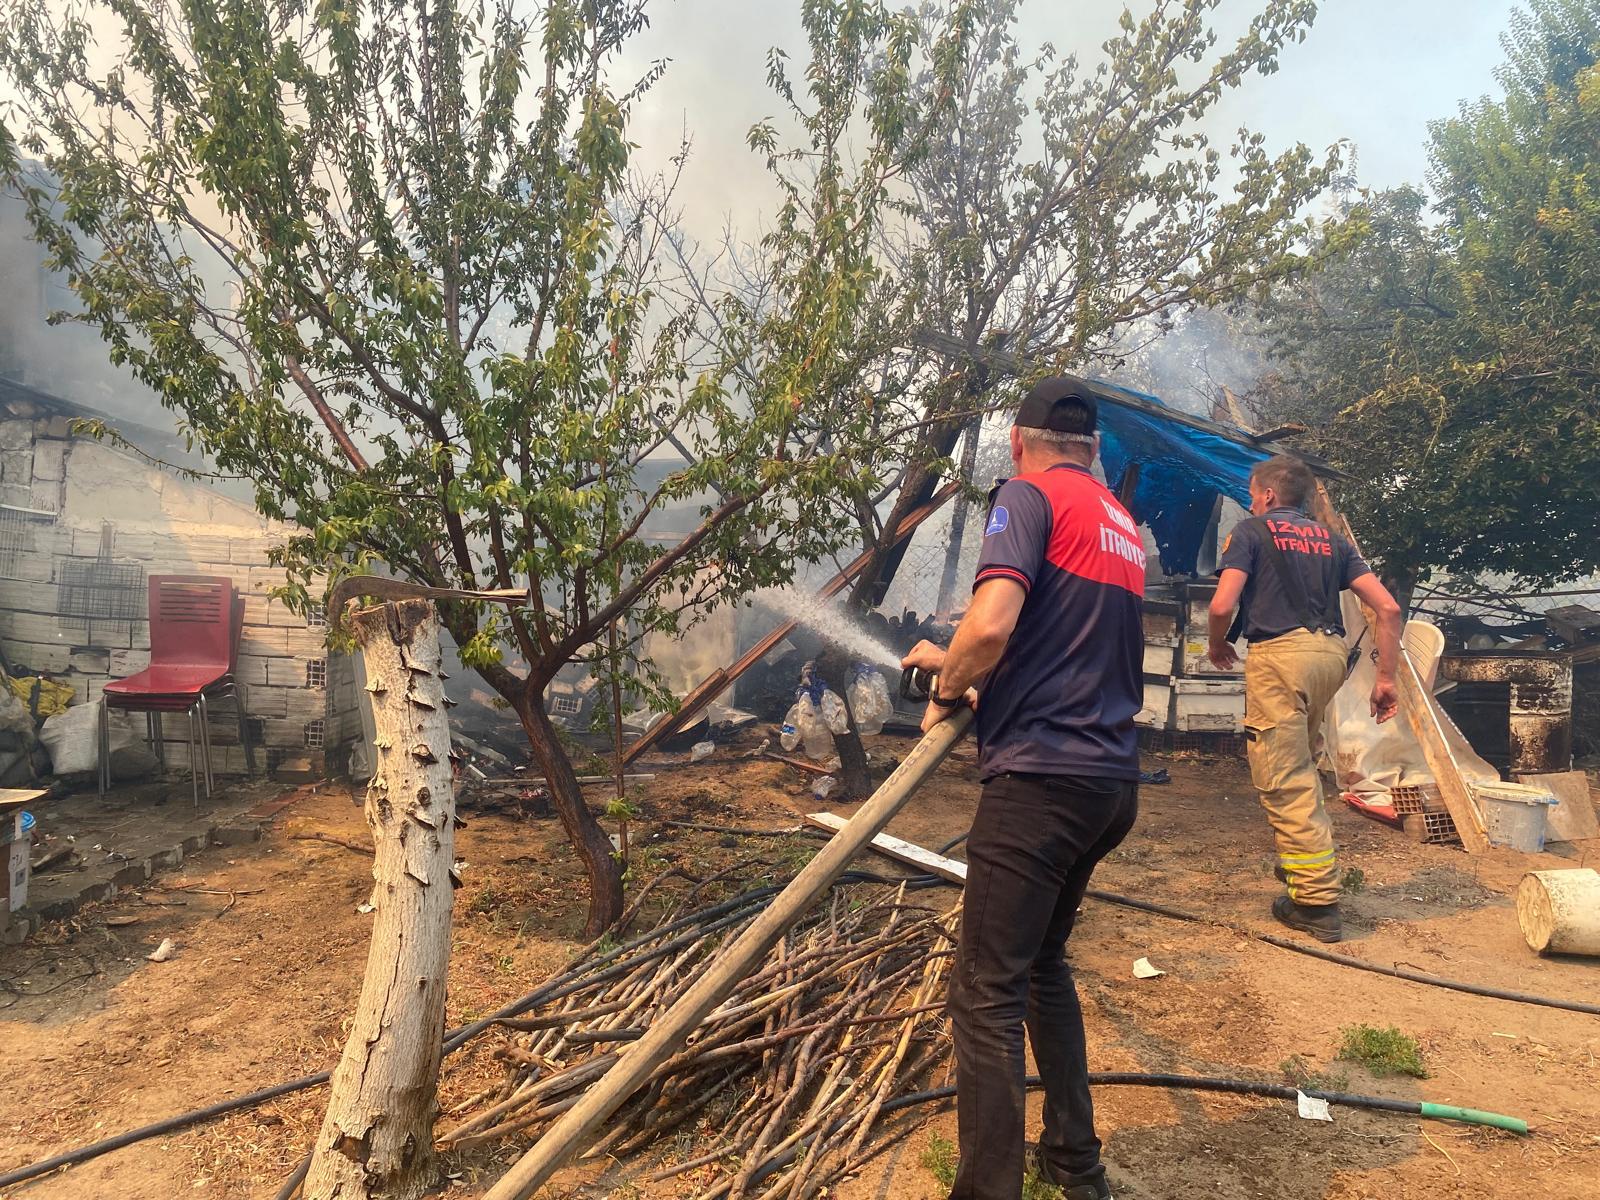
[903,376,1144,1200]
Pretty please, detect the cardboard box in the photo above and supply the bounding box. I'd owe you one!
[1174,678,1245,733]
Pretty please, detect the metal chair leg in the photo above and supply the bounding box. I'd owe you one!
[197,693,214,799]
[187,705,199,808]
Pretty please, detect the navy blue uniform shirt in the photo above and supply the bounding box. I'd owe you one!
[1218,506,1372,642]
[972,464,1145,782]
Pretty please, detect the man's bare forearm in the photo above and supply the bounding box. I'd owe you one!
[1373,609,1401,681]
[1208,607,1234,648]
[935,621,1007,699]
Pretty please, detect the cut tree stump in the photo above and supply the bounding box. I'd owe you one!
[304,600,456,1200]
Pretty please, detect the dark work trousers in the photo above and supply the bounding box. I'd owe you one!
[947,771,1139,1200]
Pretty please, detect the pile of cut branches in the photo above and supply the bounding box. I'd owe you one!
[440,873,958,1198]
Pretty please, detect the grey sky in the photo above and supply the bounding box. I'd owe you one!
[624,0,1522,244]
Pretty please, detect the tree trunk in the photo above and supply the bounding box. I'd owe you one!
[816,646,873,800]
[305,600,456,1200]
[935,419,983,616]
[518,697,624,937]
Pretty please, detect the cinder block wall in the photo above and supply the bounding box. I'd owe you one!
[0,408,358,774]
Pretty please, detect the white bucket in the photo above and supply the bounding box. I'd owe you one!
[1517,868,1600,957]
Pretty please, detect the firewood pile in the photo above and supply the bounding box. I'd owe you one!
[439,873,958,1198]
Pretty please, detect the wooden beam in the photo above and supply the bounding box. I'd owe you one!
[621,481,962,765]
[1309,481,1490,852]
[804,810,968,884]
[1253,424,1307,443]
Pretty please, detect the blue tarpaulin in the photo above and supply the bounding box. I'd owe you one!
[1090,378,1272,576]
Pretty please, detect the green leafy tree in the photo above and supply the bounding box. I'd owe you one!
[1253,0,1600,595]
[0,0,963,934]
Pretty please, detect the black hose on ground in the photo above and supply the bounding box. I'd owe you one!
[0,871,939,1193]
[1085,888,1600,1018]
[747,1071,1528,1186]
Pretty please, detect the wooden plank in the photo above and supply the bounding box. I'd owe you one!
[0,788,47,811]
[1514,770,1600,843]
[1310,481,1490,852]
[1392,655,1490,852]
[621,482,961,765]
[1254,424,1308,443]
[804,810,968,884]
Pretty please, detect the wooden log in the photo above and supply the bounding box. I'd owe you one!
[480,708,974,1200]
[1516,868,1600,956]
[304,600,457,1200]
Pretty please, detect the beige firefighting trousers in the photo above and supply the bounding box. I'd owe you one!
[1243,629,1349,908]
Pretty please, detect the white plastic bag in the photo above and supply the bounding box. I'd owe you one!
[819,689,849,736]
[38,699,157,780]
[780,699,805,752]
[796,695,834,760]
[847,668,891,736]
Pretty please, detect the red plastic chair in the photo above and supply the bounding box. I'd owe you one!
[100,576,248,805]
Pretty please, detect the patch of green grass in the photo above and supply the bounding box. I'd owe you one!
[920,1133,1063,1199]
[1340,865,1367,894]
[1337,1024,1428,1078]
[494,953,516,975]
[921,1133,957,1190]
[1279,1054,1351,1094]
[467,883,506,915]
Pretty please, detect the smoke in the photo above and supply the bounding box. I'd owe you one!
[1102,308,1275,421]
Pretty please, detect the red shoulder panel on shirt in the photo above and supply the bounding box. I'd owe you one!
[1016,467,1146,595]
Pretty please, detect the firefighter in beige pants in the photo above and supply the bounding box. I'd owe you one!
[1242,629,1350,908]
[1208,456,1402,944]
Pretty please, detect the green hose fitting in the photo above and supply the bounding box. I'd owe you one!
[1419,1101,1529,1135]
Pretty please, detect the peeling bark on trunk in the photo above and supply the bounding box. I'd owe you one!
[305,600,456,1200]
[518,697,624,937]
[816,647,873,800]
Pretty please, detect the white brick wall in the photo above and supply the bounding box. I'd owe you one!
[0,417,360,767]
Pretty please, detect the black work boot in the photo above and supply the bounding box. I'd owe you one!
[1035,1158,1113,1199]
[1272,895,1342,943]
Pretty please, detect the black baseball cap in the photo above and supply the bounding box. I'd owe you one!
[1015,375,1098,436]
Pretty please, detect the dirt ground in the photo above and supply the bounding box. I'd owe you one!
[0,737,1596,1200]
